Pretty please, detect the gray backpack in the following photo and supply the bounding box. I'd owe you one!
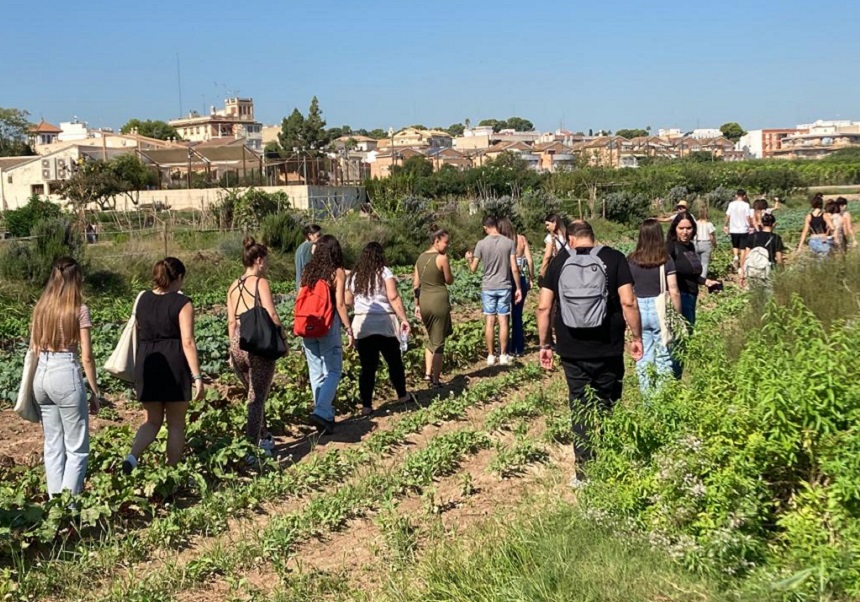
[558,246,608,329]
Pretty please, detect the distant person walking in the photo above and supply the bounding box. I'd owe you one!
[346,242,412,415]
[539,213,567,283]
[295,224,322,290]
[465,216,522,366]
[227,237,286,461]
[826,201,844,252]
[297,235,352,435]
[695,207,717,278]
[796,195,833,257]
[740,213,784,289]
[751,198,769,232]
[413,228,454,388]
[628,220,681,394]
[124,258,205,474]
[497,217,534,356]
[537,220,642,485]
[30,257,101,497]
[724,189,753,270]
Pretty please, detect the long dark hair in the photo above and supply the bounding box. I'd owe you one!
[545,213,565,236]
[497,217,516,241]
[628,219,669,268]
[666,212,697,244]
[351,242,387,298]
[301,234,344,288]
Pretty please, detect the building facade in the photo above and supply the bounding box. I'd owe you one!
[169,98,263,151]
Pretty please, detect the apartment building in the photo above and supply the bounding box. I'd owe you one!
[169,98,263,151]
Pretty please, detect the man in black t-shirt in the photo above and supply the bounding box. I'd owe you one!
[537,221,643,482]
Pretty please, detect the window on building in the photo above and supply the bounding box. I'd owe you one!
[31,184,45,196]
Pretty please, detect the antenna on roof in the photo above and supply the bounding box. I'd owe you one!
[176,54,183,118]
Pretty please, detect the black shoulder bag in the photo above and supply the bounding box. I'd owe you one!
[235,277,287,360]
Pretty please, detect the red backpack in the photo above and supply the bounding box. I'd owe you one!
[293,279,334,338]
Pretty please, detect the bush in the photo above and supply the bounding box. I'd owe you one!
[601,191,651,225]
[584,276,860,598]
[259,211,306,254]
[0,217,84,283]
[3,196,63,238]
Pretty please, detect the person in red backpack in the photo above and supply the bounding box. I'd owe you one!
[297,235,352,435]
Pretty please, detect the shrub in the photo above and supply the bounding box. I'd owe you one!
[601,191,651,225]
[0,217,84,283]
[3,195,63,238]
[259,211,306,254]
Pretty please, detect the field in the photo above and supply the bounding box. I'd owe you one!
[1,201,859,601]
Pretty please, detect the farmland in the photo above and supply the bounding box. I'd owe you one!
[0,199,859,600]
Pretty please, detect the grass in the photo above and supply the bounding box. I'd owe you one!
[380,499,738,602]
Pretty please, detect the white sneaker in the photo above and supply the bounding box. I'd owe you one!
[486,354,497,366]
[499,354,512,366]
[258,436,275,458]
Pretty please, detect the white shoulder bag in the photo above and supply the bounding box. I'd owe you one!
[104,291,146,382]
[654,264,676,348]
[14,338,40,423]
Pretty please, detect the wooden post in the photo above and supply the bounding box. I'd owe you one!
[162,221,168,257]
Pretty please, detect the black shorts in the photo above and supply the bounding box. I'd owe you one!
[730,233,748,249]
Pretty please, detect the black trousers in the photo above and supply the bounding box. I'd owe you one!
[560,355,625,463]
[355,335,407,408]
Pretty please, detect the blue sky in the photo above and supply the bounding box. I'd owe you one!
[4,0,858,133]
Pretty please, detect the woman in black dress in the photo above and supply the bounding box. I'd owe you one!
[122,257,204,474]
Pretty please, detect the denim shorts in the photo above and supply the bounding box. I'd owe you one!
[809,237,831,256]
[482,289,512,316]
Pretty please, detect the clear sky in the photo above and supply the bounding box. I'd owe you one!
[4,0,858,134]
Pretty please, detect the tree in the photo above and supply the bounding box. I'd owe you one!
[720,122,746,143]
[303,96,327,153]
[446,123,465,137]
[504,117,534,132]
[391,155,433,178]
[278,108,305,152]
[61,160,122,213]
[407,124,427,130]
[367,128,388,140]
[478,118,504,132]
[616,128,649,139]
[120,119,181,140]
[110,154,159,206]
[0,107,35,156]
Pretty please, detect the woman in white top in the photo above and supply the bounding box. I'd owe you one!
[346,242,413,416]
[539,213,567,282]
[695,207,717,278]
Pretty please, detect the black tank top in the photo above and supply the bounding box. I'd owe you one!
[809,211,827,235]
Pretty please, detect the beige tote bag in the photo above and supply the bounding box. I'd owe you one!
[14,341,40,423]
[104,291,145,382]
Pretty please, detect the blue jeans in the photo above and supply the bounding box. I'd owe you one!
[635,297,673,395]
[508,276,529,355]
[672,292,698,379]
[809,238,831,257]
[302,315,343,422]
[34,352,89,496]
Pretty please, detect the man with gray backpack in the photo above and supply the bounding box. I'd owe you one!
[536,220,642,486]
[740,213,784,289]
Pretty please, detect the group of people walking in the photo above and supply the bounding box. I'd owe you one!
[18,190,857,497]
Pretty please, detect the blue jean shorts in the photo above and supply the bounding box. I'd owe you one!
[482,289,512,316]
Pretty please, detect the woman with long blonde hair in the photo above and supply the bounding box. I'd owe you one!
[31,256,100,497]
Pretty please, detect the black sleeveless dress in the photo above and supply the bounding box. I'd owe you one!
[135,291,192,402]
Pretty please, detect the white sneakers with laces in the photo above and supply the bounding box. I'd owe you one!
[499,354,512,366]
[486,354,497,366]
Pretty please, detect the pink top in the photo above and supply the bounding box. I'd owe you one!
[54,304,92,352]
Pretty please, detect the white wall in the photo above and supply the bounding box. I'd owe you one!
[737,130,763,159]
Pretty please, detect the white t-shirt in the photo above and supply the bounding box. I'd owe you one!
[348,267,394,314]
[544,233,567,253]
[726,199,752,234]
[696,221,715,243]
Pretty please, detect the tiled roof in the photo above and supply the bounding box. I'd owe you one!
[32,120,62,133]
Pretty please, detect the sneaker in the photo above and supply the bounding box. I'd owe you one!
[121,454,138,475]
[486,354,497,366]
[258,435,275,458]
[245,453,259,467]
[499,354,512,366]
[308,413,335,436]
